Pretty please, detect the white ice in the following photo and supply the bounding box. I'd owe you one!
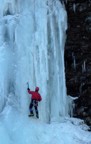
[0,107,91,144]
[0,0,68,122]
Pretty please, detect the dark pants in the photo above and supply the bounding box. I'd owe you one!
[29,99,39,118]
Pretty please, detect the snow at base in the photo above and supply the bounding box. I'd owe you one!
[0,108,91,144]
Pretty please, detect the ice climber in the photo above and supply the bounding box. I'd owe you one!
[27,86,42,118]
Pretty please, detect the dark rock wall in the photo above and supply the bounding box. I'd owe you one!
[64,0,91,125]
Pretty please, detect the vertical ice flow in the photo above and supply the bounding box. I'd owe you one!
[0,0,68,122]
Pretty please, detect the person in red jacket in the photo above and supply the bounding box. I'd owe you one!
[27,86,42,118]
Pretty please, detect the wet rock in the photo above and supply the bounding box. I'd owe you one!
[64,1,91,125]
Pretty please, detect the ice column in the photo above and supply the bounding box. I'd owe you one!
[46,0,68,122]
[15,0,68,122]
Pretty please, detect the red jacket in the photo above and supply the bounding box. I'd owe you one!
[28,89,42,101]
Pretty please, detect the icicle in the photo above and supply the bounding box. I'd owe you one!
[73,4,76,13]
[82,61,86,73]
[73,56,76,70]
[72,53,76,71]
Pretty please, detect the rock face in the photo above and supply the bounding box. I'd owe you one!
[64,0,91,126]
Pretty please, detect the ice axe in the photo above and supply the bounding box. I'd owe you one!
[27,82,29,89]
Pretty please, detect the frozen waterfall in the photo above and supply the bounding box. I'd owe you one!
[0,0,68,122]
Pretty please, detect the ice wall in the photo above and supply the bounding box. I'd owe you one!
[0,0,68,122]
